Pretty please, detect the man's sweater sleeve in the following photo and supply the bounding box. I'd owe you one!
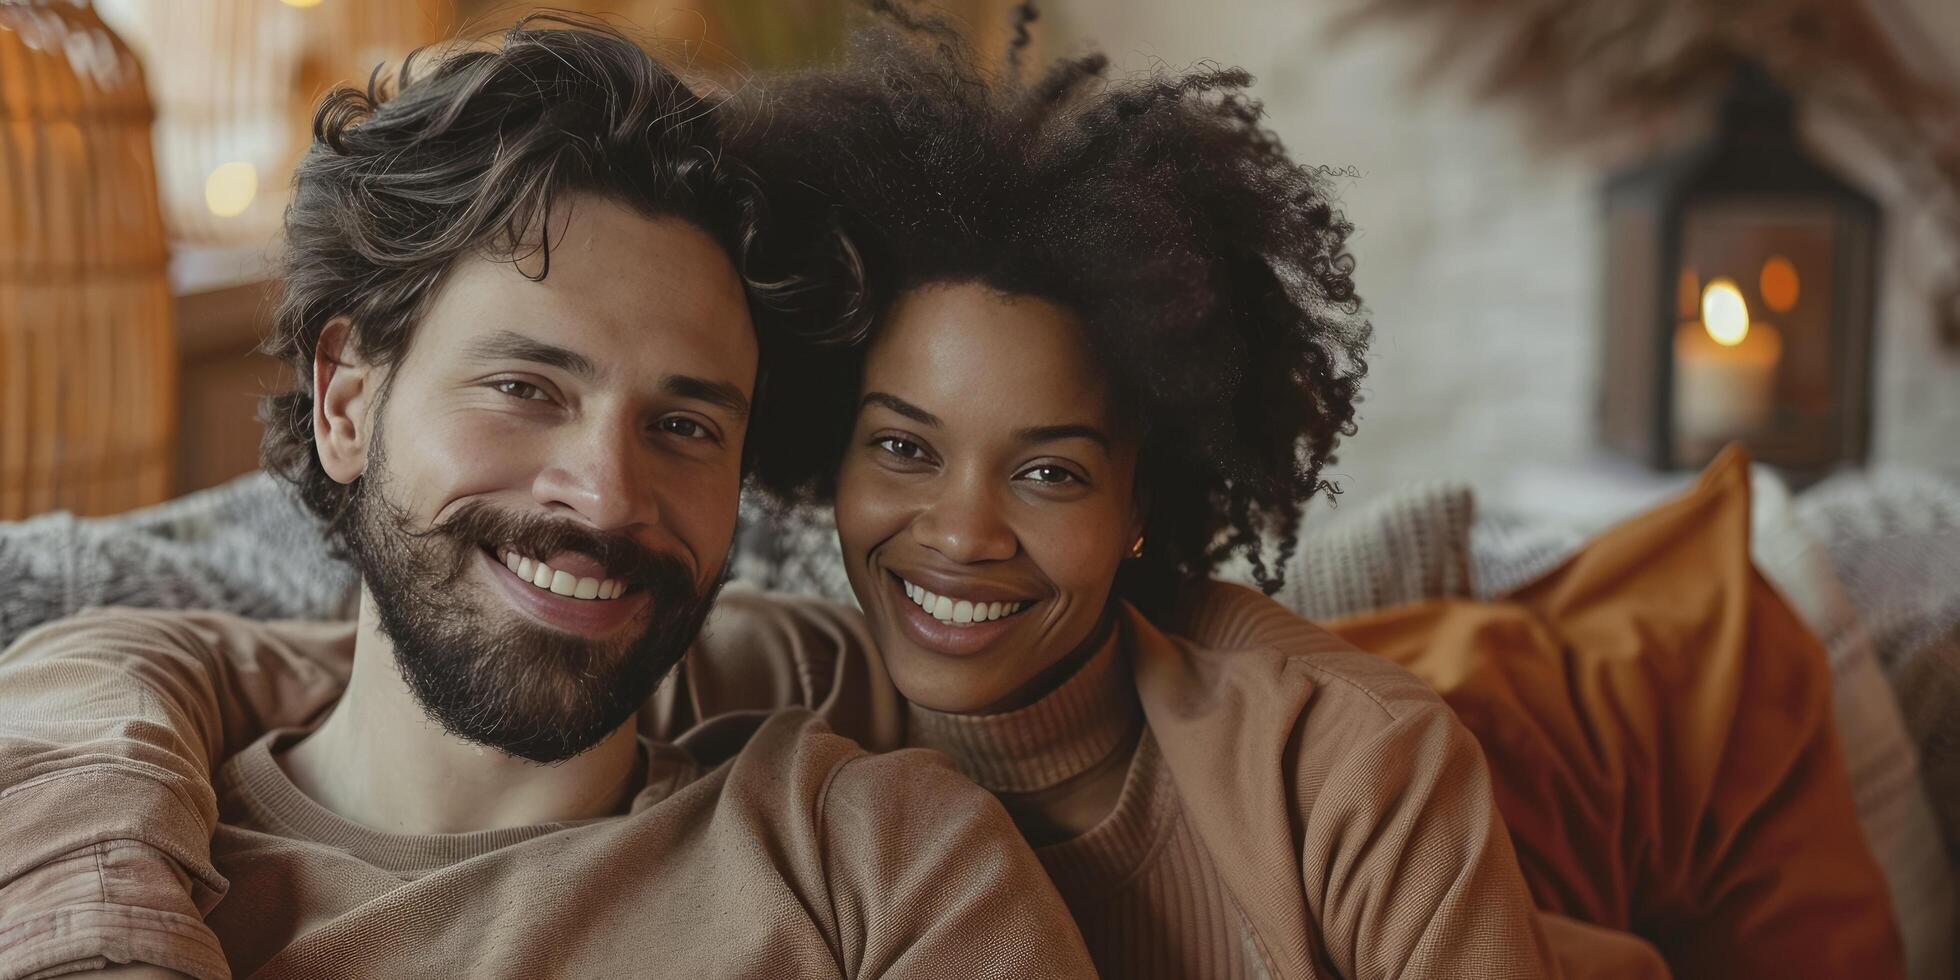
[0,610,353,980]
[817,747,1099,979]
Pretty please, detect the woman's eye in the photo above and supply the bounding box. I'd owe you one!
[658,417,713,440]
[1022,465,1080,486]
[492,379,548,401]
[876,437,927,460]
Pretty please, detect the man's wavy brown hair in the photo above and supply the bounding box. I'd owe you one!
[736,2,1372,612]
[260,14,861,546]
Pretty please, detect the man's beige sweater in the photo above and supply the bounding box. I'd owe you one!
[0,588,1623,979]
[0,610,1095,979]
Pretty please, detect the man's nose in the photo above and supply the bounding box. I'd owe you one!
[530,416,660,532]
[909,475,1017,564]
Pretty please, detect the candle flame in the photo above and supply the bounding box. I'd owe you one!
[1701,278,1750,347]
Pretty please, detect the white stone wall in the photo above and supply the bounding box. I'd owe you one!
[1047,0,1960,513]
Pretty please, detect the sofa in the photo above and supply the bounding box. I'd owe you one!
[2,465,1955,977]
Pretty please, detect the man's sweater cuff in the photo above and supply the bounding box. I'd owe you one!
[0,842,230,980]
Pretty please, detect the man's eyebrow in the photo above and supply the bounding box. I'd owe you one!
[467,330,749,419]
[859,392,942,428]
[465,330,597,379]
[1014,424,1111,451]
[663,375,751,420]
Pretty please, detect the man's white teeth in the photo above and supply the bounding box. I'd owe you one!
[498,549,625,601]
[900,578,1026,626]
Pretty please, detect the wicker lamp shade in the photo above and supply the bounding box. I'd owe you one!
[1,1,176,519]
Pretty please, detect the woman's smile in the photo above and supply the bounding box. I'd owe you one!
[884,568,1040,657]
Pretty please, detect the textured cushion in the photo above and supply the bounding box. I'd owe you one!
[0,472,355,649]
[1264,482,1475,620]
[1796,468,1960,979]
[1473,467,1955,979]
[727,496,856,606]
[1326,449,1908,980]
[1752,469,1954,980]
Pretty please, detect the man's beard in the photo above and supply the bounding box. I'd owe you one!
[342,449,722,764]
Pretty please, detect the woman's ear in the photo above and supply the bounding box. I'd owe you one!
[314,318,377,485]
[1128,478,1151,557]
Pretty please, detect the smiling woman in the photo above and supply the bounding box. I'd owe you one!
[740,7,1370,623]
[695,4,1658,977]
[838,284,1142,714]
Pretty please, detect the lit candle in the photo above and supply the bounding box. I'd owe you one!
[1673,278,1782,451]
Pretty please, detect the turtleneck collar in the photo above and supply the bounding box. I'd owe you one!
[904,625,1142,794]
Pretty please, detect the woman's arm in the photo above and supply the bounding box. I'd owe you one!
[0,609,353,980]
[659,591,900,752]
[1293,683,1559,979]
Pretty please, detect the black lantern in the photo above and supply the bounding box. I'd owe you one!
[1599,64,1880,479]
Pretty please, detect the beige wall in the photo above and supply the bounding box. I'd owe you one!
[1047,0,1960,512]
[116,0,1960,509]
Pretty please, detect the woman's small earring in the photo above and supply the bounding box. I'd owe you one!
[1128,534,1145,559]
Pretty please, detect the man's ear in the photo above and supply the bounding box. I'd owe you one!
[314,318,378,485]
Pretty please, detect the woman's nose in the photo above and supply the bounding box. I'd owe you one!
[909,480,1017,564]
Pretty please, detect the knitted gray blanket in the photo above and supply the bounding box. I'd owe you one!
[0,474,358,643]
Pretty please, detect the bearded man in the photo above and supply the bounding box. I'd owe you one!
[0,17,1091,980]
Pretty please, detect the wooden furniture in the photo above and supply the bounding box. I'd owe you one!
[171,262,281,497]
[1,2,177,519]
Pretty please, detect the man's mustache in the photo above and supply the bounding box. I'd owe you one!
[414,499,694,593]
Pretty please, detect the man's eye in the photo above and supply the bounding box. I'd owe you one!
[875,437,927,460]
[1020,465,1080,486]
[492,380,548,401]
[658,416,713,440]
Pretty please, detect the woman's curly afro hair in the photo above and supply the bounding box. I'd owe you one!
[738,1,1371,614]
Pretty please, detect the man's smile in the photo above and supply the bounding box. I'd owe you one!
[494,546,630,601]
[478,546,649,636]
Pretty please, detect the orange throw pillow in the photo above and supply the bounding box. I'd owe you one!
[1325,447,1904,980]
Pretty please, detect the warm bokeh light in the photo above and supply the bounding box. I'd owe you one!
[1760,255,1800,313]
[280,0,325,8]
[1701,278,1750,347]
[202,161,257,217]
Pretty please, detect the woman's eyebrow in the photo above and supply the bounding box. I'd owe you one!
[860,391,941,427]
[862,392,1109,448]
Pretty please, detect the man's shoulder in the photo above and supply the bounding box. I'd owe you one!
[7,606,260,656]
[3,606,355,675]
[697,588,866,650]
[10,604,218,643]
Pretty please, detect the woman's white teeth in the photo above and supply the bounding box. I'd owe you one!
[499,549,625,601]
[901,578,1024,626]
